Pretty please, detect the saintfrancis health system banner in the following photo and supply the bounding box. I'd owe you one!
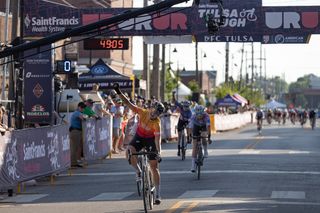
[22,0,320,43]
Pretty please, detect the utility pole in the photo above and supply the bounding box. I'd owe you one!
[264,48,267,94]
[225,42,229,83]
[251,42,254,93]
[2,0,10,100]
[160,44,166,101]
[259,43,262,94]
[142,0,150,99]
[195,41,199,84]
[239,43,244,90]
[151,0,160,100]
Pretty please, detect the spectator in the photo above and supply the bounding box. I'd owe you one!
[83,99,99,119]
[0,106,8,135]
[110,98,124,154]
[69,102,86,167]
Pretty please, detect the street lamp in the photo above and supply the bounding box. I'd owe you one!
[172,47,180,101]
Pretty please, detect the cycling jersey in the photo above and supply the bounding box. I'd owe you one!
[188,113,210,128]
[175,101,192,121]
[133,107,161,138]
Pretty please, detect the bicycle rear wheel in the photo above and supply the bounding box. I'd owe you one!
[181,133,186,161]
[137,160,143,197]
[148,170,154,210]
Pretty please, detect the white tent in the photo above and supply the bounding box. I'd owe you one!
[262,100,286,109]
[173,81,192,101]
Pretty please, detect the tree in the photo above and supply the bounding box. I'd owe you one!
[165,66,178,101]
[187,80,200,93]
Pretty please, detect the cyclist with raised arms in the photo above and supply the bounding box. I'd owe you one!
[188,105,211,172]
[172,96,192,156]
[113,83,164,205]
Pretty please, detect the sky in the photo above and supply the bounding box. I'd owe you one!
[132,0,320,85]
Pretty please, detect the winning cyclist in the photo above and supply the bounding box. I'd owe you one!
[188,105,211,173]
[113,83,164,205]
[172,96,192,156]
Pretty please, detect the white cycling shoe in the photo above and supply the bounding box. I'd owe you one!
[204,149,209,158]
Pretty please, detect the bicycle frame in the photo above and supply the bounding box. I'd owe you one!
[194,131,207,180]
[128,150,156,213]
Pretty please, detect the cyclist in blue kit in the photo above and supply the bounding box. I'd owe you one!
[173,96,193,156]
[187,105,211,172]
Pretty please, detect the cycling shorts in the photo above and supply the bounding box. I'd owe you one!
[177,119,189,131]
[192,124,207,138]
[129,133,158,160]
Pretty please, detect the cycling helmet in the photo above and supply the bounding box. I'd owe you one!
[152,101,165,115]
[182,101,191,108]
[194,105,206,115]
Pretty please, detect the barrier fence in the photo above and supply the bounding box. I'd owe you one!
[0,125,70,188]
[0,112,252,188]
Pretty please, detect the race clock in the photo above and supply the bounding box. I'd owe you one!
[83,38,129,50]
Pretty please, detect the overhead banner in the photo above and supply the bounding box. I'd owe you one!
[24,44,53,124]
[23,0,319,43]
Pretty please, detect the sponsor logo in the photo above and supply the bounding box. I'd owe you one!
[33,83,44,98]
[262,34,307,44]
[198,5,258,28]
[82,12,188,31]
[27,104,50,117]
[265,11,320,29]
[91,65,108,75]
[204,35,254,42]
[25,72,50,78]
[25,15,80,33]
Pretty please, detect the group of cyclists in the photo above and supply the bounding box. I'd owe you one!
[113,84,212,206]
[256,107,318,133]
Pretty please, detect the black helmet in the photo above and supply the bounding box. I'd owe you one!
[152,101,165,115]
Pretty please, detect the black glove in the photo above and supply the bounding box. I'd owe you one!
[113,83,121,94]
[155,153,162,163]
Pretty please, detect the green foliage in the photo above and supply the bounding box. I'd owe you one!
[295,94,307,108]
[165,65,178,101]
[213,82,266,106]
[187,80,200,92]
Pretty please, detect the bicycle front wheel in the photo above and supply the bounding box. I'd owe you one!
[197,144,203,180]
[142,166,149,212]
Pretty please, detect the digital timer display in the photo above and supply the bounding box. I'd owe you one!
[83,38,129,50]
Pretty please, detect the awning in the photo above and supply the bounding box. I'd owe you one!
[215,94,242,107]
[78,59,139,90]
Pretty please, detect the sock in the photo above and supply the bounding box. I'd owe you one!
[191,158,196,168]
[156,185,161,197]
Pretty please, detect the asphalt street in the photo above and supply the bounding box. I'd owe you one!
[1,120,320,213]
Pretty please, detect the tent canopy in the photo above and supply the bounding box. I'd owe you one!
[215,94,242,107]
[173,81,192,101]
[262,100,286,109]
[78,59,139,90]
[232,93,248,105]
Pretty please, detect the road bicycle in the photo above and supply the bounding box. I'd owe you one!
[310,117,316,130]
[178,126,189,161]
[193,131,208,180]
[128,149,156,213]
[257,119,262,136]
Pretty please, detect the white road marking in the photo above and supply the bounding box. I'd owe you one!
[179,198,320,206]
[88,192,134,201]
[289,151,310,154]
[60,170,320,176]
[239,150,261,154]
[0,194,48,203]
[271,191,306,199]
[178,190,219,199]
